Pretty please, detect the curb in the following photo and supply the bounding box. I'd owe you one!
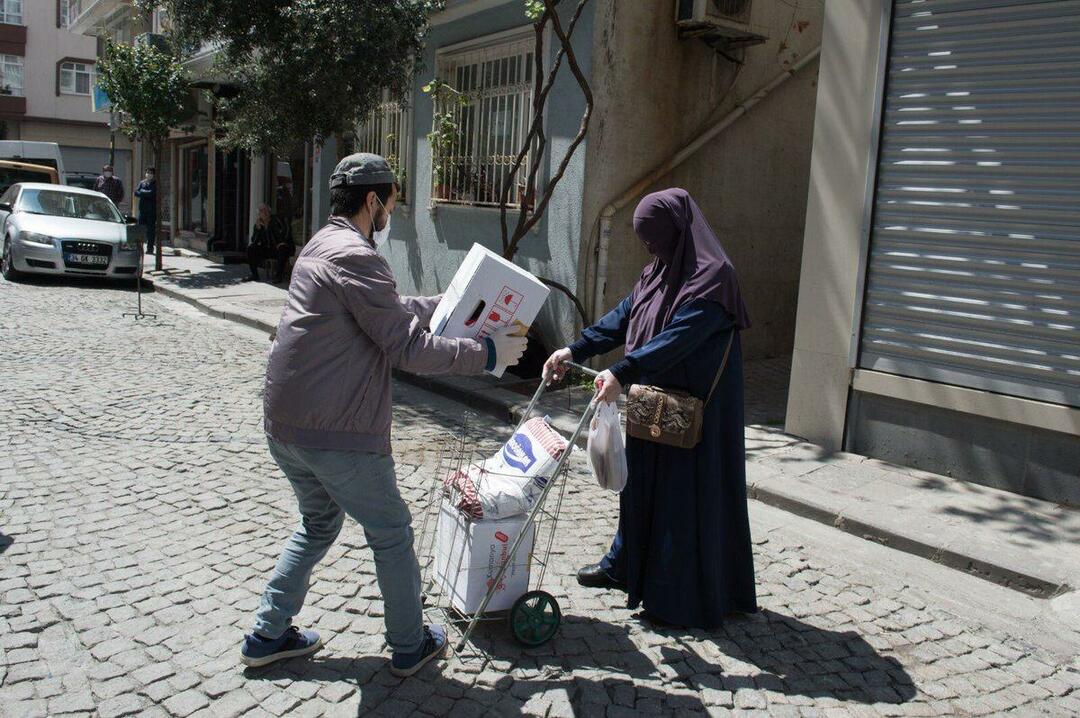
[746,483,1064,598]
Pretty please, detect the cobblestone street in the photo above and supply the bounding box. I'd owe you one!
[1,277,1078,717]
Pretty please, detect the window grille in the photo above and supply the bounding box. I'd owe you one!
[432,33,535,207]
[355,92,412,204]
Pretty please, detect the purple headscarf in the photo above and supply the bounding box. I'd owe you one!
[625,188,750,353]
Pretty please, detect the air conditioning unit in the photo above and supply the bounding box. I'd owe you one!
[675,0,766,47]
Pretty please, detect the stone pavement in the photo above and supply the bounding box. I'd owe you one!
[143,251,1080,599]
[1,273,1079,717]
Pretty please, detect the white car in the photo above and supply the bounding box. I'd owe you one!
[0,183,142,282]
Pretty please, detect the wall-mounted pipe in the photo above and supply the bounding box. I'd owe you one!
[591,47,821,325]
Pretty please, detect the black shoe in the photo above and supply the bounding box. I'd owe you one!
[577,564,624,590]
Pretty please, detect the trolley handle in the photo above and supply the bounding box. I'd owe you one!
[564,361,600,379]
[517,361,601,431]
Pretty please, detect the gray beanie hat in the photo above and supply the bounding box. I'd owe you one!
[329,152,397,190]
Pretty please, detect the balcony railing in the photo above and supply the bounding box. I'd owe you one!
[69,0,131,36]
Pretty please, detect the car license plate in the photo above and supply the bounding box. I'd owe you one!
[67,253,108,266]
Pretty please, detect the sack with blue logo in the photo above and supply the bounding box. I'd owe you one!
[444,417,568,520]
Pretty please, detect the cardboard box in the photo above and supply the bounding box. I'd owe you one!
[433,500,535,614]
[430,244,550,377]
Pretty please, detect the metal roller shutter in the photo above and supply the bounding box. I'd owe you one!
[858,0,1080,408]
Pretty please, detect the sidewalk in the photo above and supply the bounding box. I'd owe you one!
[142,250,1080,601]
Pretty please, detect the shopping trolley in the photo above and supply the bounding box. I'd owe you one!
[414,362,600,662]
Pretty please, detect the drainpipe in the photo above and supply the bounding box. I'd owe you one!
[591,47,821,324]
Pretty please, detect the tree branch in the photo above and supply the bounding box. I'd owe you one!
[538,276,588,323]
[498,0,589,258]
[504,0,593,260]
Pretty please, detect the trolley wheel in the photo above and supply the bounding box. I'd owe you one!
[509,590,561,646]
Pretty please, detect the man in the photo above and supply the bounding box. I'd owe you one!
[94,164,124,207]
[240,154,527,677]
[133,167,157,254]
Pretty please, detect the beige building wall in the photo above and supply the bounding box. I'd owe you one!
[23,0,103,126]
[784,1,889,450]
[578,0,823,363]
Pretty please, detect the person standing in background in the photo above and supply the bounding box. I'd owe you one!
[133,168,158,254]
[94,164,124,207]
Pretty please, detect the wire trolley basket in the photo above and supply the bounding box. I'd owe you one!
[414,362,599,665]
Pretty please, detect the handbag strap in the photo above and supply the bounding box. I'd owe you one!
[704,331,736,406]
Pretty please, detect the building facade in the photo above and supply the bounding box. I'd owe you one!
[787,0,1080,504]
[3,0,133,211]
[374,0,822,360]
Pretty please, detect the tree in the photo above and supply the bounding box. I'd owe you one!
[96,38,190,272]
[148,0,438,156]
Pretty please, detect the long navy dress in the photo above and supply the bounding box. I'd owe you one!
[570,295,757,628]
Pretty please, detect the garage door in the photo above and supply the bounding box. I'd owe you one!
[858,0,1080,407]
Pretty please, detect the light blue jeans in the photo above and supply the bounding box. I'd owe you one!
[253,438,425,654]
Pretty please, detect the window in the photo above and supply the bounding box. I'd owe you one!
[59,0,74,28]
[354,92,412,204]
[18,189,124,223]
[59,61,94,96]
[0,0,22,25]
[432,32,536,207]
[1,55,23,97]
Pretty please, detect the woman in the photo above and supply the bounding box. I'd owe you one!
[544,188,756,628]
[246,204,295,283]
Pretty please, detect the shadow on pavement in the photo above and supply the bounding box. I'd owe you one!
[0,531,12,554]
[242,611,915,712]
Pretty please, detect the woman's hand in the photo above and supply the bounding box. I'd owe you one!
[543,347,573,385]
[594,370,623,404]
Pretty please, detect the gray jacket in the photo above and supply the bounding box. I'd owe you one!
[264,216,487,454]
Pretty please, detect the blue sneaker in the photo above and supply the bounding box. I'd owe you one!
[390,625,448,678]
[240,626,323,668]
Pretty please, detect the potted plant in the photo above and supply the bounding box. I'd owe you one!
[423,79,466,202]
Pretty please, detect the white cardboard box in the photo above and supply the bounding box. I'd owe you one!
[430,244,550,377]
[433,500,535,614]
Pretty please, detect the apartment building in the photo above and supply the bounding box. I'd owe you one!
[1,0,132,211]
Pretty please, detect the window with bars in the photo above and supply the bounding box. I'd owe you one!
[60,61,94,96]
[432,32,536,207]
[1,54,23,96]
[354,93,412,204]
[0,0,21,25]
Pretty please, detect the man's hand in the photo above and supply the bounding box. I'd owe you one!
[543,347,573,385]
[489,325,528,371]
[594,369,623,403]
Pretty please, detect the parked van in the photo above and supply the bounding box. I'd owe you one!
[0,160,60,195]
[0,141,67,183]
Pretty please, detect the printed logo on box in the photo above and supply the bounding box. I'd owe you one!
[502,432,537,473]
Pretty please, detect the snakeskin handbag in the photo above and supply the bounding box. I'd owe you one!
[625,333,735,449]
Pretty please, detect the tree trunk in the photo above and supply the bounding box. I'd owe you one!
[153,139,163,272]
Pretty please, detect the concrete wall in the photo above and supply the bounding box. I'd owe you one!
[578,0,822,364]
[785,0,888,450]
[379,0,594,353]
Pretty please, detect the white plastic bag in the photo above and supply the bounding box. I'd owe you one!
[587,401,628,492]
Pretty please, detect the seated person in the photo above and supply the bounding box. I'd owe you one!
[247,204,296,283]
